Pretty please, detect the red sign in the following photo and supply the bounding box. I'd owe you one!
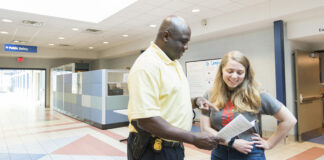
[17,57,23,62]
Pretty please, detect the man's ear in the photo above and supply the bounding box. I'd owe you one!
[162,31,169,42]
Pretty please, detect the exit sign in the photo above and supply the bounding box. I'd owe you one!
[17,57,24,62]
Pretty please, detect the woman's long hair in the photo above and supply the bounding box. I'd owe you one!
[209,51,261,113]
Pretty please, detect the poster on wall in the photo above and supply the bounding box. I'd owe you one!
[185,59,221,98]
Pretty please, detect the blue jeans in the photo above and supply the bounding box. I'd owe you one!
[211,144,265,160]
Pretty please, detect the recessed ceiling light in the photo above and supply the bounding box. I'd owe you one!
[12,40,27,43]
[103,41,109,44]
[0,0,138,23]
[0,31,8,34]
[48,43,55,46]
[89,46,94,49]
[72,28,79,31]
[58,37,65,40]
[192,9,200,13]
[149,24,156,28]
[122,34,128,37]
[2,19,13,23]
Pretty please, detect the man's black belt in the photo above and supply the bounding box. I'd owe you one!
[130,132,183,148]
[162,140,183,148]
[148,136,184,149]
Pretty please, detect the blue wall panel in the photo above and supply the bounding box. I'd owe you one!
[64,102,72,114]
[63,74,72,93]
[56,75,64,92]
[82,107,91,120]
[105,110,128,124]
[76,95,82,117]
[90,108,102,123]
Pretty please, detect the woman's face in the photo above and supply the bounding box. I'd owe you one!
[222,59,246,90]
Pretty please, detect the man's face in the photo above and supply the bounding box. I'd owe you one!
[165,28,191,61]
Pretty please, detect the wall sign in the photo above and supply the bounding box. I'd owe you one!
[4,44,37,53]
[185,59,221,97]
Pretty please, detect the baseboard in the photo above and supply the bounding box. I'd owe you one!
[300,128,323,141]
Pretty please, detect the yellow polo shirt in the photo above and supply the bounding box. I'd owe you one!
[128,42,192,135]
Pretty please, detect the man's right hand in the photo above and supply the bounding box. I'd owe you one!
[196,97,219,112]
[191,132,224,150]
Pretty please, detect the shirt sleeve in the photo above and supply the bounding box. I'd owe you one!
[259,92,283,115]
[128,69,161,121]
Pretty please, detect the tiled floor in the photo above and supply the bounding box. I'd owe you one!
[0,94,324,159]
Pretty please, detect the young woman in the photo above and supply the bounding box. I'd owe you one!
[199,51,296,160]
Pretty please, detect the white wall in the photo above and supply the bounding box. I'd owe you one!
[0,57,95,108]
[93,54,140,70]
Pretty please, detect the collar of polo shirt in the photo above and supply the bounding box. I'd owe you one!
[151,42,177,65]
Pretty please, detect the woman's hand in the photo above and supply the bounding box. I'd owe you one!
[252,133,270,150]
[232,139,254,154]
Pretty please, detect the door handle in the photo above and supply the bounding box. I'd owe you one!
[299,93,322,103]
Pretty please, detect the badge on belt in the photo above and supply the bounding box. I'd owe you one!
[153,138,162,152]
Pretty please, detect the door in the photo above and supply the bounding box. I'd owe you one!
[294,50,323,141]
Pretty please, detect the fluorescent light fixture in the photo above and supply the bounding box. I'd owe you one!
[149,24,156,28]
[122,34,129,37]
[89,46,94,49]
[192,9,200,13]
[72,28,79,31]
[0,0,138,23]
[2,19,13,23]
[58,37,65,40]
[48,43,55,46]
[103,41,109,44]
[0,31,8,34]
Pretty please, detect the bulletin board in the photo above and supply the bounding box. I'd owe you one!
[185,59,221,97]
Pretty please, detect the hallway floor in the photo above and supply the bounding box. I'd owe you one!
[0,105,324,160]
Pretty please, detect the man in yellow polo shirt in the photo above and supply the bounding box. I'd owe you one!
[127,15,223,160]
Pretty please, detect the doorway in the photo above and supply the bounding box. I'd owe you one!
[0,69,46,109]
[294,50,324,142]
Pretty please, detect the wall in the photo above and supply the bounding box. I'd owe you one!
[0,57,95,108]
[180,28,276,96]
[93,54,140,70]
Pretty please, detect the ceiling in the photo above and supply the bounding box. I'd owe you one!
[0,0,270,52]
[0,0,323,57]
